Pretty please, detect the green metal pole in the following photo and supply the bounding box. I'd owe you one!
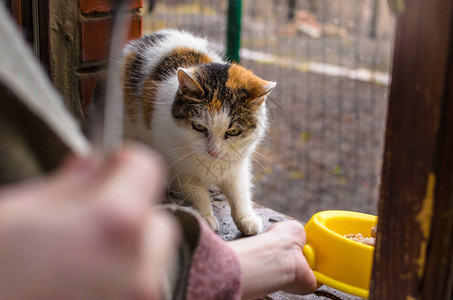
[226,0,242,63]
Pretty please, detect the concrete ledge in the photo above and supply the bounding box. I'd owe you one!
[213,198,293,241]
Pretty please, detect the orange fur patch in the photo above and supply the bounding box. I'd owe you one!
[142,77,158,129]
[206,90,222,112]
[226,64,269,102]
[173,47,213,67]
[123,52,138,123]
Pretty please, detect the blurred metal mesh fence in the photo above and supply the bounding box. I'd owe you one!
[143,0,395,222]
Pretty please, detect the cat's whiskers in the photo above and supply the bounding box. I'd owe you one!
[177,151,196,170]
[249,150,276,192]
[250,173,263,192]
[166,151,196,171]
[183,156,199,173]
[250,156,267,174]
[175,147,207,173]
[250,157,267,192]
[165,146,193,155]
[253,150,276,173]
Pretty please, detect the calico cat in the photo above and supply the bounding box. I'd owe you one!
[120,29,276,235]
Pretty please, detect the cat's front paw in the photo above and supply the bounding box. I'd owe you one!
[235,215,263,236]
[203,215,220,231]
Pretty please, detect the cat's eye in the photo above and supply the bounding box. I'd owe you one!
[192,122,207,132]
[226,128,242,136]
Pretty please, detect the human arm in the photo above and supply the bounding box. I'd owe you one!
[228,220,317,299]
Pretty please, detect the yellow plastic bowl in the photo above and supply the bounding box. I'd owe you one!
[303,210,377,298]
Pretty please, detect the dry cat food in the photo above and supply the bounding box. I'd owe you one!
[344,226,377,246]
[371,225,377,238]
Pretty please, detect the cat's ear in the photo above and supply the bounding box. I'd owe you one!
[177,68,204,96]
[247,81,277,106]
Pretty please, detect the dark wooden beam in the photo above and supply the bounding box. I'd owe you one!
[5,0,34,45]
[6,0,22,26]
[37,0,50,73]
[370,0,453,299]
[5,0,49,71]
[421,22,453,299]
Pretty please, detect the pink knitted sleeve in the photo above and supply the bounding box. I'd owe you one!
[185,219,242,300]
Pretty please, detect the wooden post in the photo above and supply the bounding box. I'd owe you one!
[420,34,453,300]
[370,0,453,299]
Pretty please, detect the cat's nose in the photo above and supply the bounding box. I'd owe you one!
[207,150,219,157]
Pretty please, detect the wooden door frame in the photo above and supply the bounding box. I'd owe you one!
[5,0,50,73]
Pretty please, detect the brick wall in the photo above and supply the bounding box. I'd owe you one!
[77,0,143,116]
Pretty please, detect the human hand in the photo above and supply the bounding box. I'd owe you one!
[0,143,179,300]
[228,220,317,299]
[270,220,318,295]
